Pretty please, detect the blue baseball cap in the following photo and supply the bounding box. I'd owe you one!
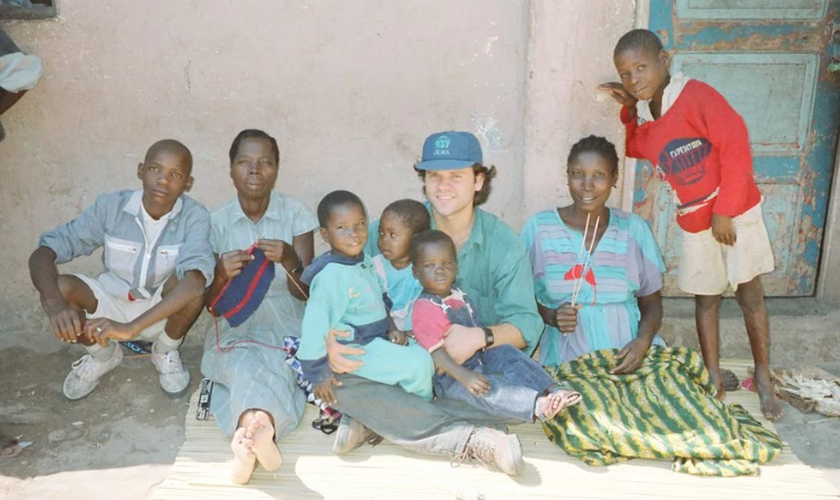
[415,131,483,171]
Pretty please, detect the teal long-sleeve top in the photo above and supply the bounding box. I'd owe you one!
[297,252,389,384]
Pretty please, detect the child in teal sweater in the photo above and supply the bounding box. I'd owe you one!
[298,190,434,405]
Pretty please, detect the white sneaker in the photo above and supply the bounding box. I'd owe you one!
[151,349,190,398]
[63,346,124,400]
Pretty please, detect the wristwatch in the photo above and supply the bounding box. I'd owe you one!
[483,327,495,349]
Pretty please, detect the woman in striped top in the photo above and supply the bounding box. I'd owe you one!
[521,135,666,372]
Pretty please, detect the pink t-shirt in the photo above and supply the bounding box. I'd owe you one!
[412,288,480,353]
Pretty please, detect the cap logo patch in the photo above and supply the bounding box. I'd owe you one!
[434,135,451,156]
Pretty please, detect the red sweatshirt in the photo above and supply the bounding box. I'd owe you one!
[622,79,761,233]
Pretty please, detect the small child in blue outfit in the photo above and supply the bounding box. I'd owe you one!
[372,199,430,332]
[298,190,434,405]
[410,230,582,422]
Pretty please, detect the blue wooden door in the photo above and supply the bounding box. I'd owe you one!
[635,0,840,296]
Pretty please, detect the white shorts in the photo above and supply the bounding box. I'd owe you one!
[75,274,167,342]
[678,202,775,295]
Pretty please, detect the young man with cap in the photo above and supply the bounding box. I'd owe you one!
[323,131,544,476]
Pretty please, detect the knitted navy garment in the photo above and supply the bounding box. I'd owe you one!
[210,246,275,327]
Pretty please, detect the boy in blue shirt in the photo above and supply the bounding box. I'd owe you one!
[372,199,430,332]
[298,190,434,405]
[29,139,214,400]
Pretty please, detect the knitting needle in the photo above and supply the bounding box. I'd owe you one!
[571,215,600,307]
[578,212,591,258]
[569,213,592,308]
[570,214,593,305]
[573,215,600,303]
[256,232,309,300]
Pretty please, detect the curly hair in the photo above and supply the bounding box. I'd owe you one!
[567,135,619,176]
[228,129,280,165]
[614,29,664,58]
[413,163,498,206]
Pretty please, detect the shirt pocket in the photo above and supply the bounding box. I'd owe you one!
[104,235,141,281]
[154,244,182,284]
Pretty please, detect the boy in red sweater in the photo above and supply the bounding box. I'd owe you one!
[599,29,782,421]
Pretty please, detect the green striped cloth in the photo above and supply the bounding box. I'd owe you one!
[542,346,782,476]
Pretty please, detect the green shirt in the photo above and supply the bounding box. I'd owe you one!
[366,206,543,354]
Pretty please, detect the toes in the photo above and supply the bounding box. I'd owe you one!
[763,404,784,422]
[232,428,256,457]
[244,419,262,439]
[541,390,579,420]
[764,411,782,422]
[233,426,248,443]
[564,391,582,407]
[0,445,22,458]
[248,411,282,472]
[720,369,740,391]
[246,411,274,439]
[254,410,273,428]
[559,389,581,409]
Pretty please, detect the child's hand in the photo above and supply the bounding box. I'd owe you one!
[598,82,638,107]
[387,329,408,346]
[711,214,737,246]
[314,378,340,406]
[554,303,582,333]
[458,371,491,397]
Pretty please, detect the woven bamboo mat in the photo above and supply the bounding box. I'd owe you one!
[151,359,840,500]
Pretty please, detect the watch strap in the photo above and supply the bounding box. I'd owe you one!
[483,327,495,348]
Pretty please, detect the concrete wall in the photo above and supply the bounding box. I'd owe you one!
[523,0,636,218]
[0,1,634,346]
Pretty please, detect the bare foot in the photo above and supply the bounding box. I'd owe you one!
[709,370,727,401]
[538,388,582,420]
[755,369,783,422]
[0,443,22,458]
[230,427,257,485]
[720,369,740,392]
[245,410,282,472]
[1,433,22,458]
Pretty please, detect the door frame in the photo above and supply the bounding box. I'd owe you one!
[626,0,840,303]
[817,135,840,304]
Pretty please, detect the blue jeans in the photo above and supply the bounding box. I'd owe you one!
[433,345,557,422]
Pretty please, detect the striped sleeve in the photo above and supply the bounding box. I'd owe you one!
[629,214,666,297]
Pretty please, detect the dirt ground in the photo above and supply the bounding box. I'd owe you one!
[2,314,840,500]
[0,331,206,500]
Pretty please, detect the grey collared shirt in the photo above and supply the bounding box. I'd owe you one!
[38,189,215,299]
